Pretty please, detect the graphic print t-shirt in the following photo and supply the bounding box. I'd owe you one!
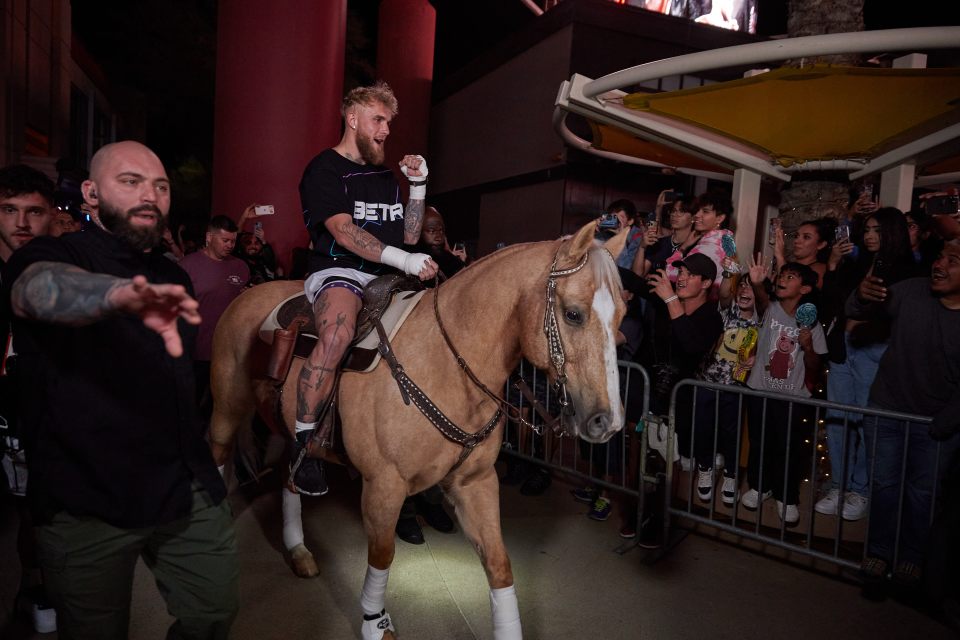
[746,301,827,398]
[299,148,404,276]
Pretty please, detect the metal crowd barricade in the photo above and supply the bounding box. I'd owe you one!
[664,378,942,572]
[499,360,654,550]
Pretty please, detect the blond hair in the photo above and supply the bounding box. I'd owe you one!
[341,81,398,119]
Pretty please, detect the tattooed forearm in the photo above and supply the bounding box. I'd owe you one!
[11,262,129,326]
[404,199,425,245]
[336,221,384,260]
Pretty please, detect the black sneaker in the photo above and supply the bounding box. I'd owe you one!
[395,515,425,544]
[290,431,329,496]
[417,498,455,533]
[520,468,552,496]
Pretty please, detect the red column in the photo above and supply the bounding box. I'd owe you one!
[376,0,436,178]
[212,1,346,274]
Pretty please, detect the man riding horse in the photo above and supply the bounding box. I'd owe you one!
[293,81,438,495]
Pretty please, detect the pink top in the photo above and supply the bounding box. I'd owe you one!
[664,228,735,293]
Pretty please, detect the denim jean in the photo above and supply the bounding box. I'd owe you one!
[825,335,886,496]
[863,409,960,567]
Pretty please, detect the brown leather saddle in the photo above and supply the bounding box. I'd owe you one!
[258,274,426,381]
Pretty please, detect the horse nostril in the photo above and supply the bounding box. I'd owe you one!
[586,414,614,442]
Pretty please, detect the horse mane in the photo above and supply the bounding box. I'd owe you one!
[450,237,624,297]
[588,243,623,298]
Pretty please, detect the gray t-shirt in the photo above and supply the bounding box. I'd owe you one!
[747,301,827,398]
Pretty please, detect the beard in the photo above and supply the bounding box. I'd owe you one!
[356,129,385,166]
[98,200,167,252]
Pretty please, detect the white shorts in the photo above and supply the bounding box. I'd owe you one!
[304,267,378,304]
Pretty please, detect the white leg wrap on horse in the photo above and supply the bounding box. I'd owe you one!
[282,487,305,550]
[295,420,318,433]
[360,565,389,616]
[490,585,522,639]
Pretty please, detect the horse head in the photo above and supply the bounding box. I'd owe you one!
[519,222,629,443]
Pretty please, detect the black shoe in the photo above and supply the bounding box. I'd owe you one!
[395,516,425,544]
[290,431,329,496]
[520,468,551,496]
[417,499,455,533]
[500,459,529,485]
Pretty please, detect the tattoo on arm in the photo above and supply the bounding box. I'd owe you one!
[404,199,425,245]
[336,221,384,260]
[11,262,129,326]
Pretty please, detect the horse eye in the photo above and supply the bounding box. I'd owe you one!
[564,308,583,325]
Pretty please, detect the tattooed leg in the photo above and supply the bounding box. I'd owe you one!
[294,288,361,430]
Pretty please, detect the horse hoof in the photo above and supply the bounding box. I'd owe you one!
[289,544,319,578]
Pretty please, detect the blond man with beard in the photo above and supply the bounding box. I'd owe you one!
[292,81,438,498]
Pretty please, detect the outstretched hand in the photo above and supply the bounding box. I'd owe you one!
[747,252,769,285]
[108,275,201,357]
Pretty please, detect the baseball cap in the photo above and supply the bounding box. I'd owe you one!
[672,253,717,282]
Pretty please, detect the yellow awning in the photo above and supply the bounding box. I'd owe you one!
[612,65,960,170]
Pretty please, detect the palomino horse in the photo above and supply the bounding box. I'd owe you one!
[208,222,627,639]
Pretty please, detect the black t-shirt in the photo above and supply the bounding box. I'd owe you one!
[669,301,725,380]
[299,148,405,276]
[1,226,226,527]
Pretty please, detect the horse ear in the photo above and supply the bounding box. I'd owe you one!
[558,221,600,265]
[603,227,630,260]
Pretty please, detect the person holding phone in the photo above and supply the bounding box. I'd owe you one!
[817,207,920,521]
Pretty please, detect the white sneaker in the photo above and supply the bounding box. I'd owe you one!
[814,487,842,516]
[720,476,738,505]
[842,492,869,521]
[680,455,692,472]
[776,500,800,524]
[696,467,714,502]
[740,488,772,509]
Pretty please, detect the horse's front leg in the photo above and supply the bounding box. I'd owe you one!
[446,467,522,640]
[359,473,408,640]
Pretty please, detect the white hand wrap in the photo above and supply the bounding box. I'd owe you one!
[399,155,428,200]
[381,246,430,277]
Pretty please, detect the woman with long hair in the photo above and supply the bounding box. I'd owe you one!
[817,207,920,521]
[774,217,835,288]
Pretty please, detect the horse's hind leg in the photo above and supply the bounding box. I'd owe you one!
[446,467,522,640]
[358,474,407,640]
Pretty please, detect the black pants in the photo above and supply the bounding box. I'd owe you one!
[746,396,814,505]
[692,387,743,475]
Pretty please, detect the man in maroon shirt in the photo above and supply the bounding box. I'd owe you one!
[179,215,250,410]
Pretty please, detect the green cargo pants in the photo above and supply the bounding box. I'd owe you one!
[36,484,239,640]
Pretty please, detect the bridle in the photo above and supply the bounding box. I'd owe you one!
[433,246,591,437]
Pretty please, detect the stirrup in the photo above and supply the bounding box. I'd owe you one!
[361,609,396,639]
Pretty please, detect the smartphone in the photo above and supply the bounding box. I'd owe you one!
[767,218,781,246]
[254,221,263,232]
[835,223,851,243]
[453,241,465,253]
[861,184,874,199]
[254,205,275,216]
[927,194,960,216]
[598,213,619,229]
[663,190,676,204]
[646,210,660,234]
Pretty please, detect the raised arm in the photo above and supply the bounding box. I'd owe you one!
[399,155,428,245]
[746,252,771,316]
[10,261,200,357]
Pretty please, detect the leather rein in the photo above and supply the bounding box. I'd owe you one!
[375,247,590,468]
